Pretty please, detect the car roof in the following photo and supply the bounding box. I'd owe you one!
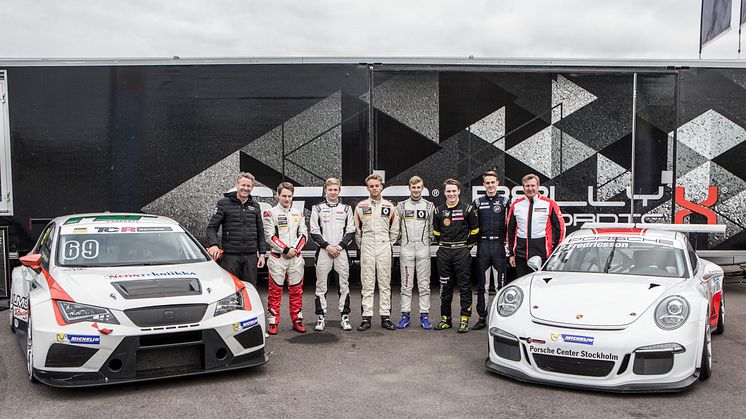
[53,213,179,227]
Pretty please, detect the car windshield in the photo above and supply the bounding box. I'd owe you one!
[544,238,688,278]
[56,230,210,267]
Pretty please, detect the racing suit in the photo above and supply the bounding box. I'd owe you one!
[354,198,400,318]
[398,197,434,314]
[263,204,308,326]
[507,194,565,278]
[433,200,479,319]
[473,193,509,318]
[310,201,355,316]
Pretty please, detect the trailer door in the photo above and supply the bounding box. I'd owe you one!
[0,70,12,215]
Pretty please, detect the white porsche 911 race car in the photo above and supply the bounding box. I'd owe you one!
[486,223,725,393]
[9,214,267,387]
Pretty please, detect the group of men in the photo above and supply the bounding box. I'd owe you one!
[206,170,565,335]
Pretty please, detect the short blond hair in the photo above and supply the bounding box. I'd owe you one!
[324,177,341,191]
[522,173,540,186]
[365,173,383,185]
[237,172,255,183]
[408,175,424,186]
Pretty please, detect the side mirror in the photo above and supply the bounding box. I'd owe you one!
[527,256,543,272]
[702,264,722,282]
[19,253,42,270]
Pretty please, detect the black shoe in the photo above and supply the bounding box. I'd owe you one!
[473,317,487,330]
[357,317,372,331]
[381,316,396,330]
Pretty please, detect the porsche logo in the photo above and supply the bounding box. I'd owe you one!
[576,314,583,320]
[163,310,176,321]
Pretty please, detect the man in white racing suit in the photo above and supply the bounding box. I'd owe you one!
[263,182,308,335]
[396,176,434,330]
[310,178,356,331]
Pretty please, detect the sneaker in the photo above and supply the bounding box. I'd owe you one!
[293,320,306,333]
[357,317,372,331]
[314,315,325,331]
[381,316,396,330]
[458,316,469,333]
[420,313,433,330]
[434,316,452,330]
[397,312,411,329]
[267,323,278,335]
[472,316,487,330]
[340,314,352,331]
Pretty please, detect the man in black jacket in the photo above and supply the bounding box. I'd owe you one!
[207,172,267,286]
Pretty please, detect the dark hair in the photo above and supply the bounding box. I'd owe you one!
[443,178,462,191]
[277,182,295,195]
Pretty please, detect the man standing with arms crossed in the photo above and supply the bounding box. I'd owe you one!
[354,173,400,331]
[472,170,509,330]
[433,179,479,333]
[397,176,435,330]
[310,178,356,331]
[207,172,267,286]
[263,182,308,334]
[507,174,565,278]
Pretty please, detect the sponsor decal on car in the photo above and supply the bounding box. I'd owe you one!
[93,226,174,233]
[12,294,29,310]
[65,215,159,224]
[529,345,619,361]
[550,333,595,345]
[56,334,101,345]
[107,271,197,279]
[232,317,260,332]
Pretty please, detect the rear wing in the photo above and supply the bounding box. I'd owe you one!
[580,223,726,234]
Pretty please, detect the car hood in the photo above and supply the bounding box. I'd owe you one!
[528,271,685,327]
[50,261,237,309]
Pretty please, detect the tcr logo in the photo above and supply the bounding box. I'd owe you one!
[674,186,718,224]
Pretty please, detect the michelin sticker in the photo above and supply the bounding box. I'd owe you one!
[551,333,595,345]
[56,334,101,345]
[233,317,259,332]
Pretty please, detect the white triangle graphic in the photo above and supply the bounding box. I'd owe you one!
[469,107,505,150]
[674,109,746,160]
[552,75,597,124]
[507,126,594,178]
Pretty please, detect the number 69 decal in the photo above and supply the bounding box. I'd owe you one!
[63,240,100,260]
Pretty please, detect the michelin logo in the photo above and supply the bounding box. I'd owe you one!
[232,317,259,332]
[56,334,101,345]
[550,333,594,345]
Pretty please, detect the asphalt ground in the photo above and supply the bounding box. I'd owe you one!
[1,274,745,418]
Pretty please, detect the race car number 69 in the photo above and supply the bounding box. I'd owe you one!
[64,240,100,260]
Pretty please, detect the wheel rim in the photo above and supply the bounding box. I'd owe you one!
[26,317,33,379]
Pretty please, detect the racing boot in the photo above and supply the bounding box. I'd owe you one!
[420,313,433,330]
[292,319,306,333]
[267,323,278,335]
[357,316,372,331]
[340,314,353,331]
[434,316,452,330]
[397,312,411,329]
[473,316,487,330]
[314,315,325,332]
[381,316,397,330]
[458,316,469,333]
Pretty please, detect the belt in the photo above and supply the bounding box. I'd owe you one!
[480,236,503,240]
[438,242,469,249]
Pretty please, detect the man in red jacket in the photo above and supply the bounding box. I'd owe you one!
[507,174,565,278]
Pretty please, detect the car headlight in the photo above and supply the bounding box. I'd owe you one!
[214,291,243,316]
[497,286,523,317]
[57,301,120,324]
[654,295,690,330]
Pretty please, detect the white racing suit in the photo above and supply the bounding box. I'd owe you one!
[263,204,308,326]
[354,198,400,317]
[309,201,355,316]
[398,197,434,314]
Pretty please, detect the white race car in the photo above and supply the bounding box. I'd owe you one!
[9,213,267,387]
[486,223,725,393]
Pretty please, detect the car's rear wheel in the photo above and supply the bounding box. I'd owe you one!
[699,323,712,381]
[714,295,725,335]
[26,312,37,383]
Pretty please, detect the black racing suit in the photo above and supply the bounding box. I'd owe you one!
[473,194,509,318]
[433,200,479,319]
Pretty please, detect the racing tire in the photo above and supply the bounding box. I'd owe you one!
[714,295,725,335]
[699,324,712,381]
[26,312,37,383]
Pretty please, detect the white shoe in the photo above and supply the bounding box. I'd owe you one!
[340,314,352,331]
[314,315,325,331]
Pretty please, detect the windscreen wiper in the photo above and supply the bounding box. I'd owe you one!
[603,237,619,273]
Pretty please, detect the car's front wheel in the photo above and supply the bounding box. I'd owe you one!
[699,323,712,381]
[26,311,37,383]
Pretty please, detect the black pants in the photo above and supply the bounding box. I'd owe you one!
[436,247,472,318]
[221,253,259,286]
[514,256,532,279]
[476,240,506,317]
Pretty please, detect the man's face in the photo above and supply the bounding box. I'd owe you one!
[523,178,539,199]
[444,184,460,204]
[367,179,382,199]
[325,184,340,203]
[483,175,498,196]
[236,178,254,200]
[278,188,293,208]
[409,182,424,200]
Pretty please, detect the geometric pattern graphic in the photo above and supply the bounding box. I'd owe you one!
[676,109,746,160]
[596,154,630,201]
[552,75,597,124]
[506,126,595,178]
[469,107,505,150]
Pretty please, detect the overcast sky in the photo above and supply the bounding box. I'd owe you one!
[1,0,745,61]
